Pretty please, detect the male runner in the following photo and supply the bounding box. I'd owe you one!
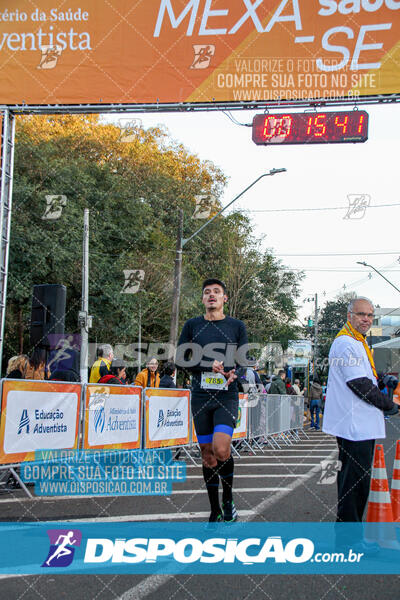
[177,279,248,522]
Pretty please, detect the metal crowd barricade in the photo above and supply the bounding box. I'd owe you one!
[247,394,305,450]
[0,379,308,498]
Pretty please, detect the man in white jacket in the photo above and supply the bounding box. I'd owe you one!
[323,297,399,529]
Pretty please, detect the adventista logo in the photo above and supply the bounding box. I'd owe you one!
[17,409,30,434]
[42,529,82,567]
[157,410,165,427]
[94,406,105,433]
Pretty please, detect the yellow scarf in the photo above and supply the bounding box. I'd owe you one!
[336,320,377,380]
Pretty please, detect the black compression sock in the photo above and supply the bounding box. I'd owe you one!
[217,455,234,504]
[202,464,220,512]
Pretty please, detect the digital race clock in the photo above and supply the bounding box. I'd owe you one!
[252,111,369,145]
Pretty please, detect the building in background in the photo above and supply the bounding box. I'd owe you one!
[371,308,400,377]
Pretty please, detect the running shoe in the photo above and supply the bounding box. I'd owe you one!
[223,500,238,522]
[209,509,223,523]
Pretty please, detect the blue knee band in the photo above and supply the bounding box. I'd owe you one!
[214,424,234,437]
[197,433,213,444]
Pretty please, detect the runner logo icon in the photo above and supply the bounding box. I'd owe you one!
[42,529,82,567]
[17,409,29,434]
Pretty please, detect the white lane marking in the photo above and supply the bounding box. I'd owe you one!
[116,447,337,600]
[245,448,337,521]
[62,510,255,523]
[187,474,308,478]
[171,487,291,494]
[281,444,336,447]
[205,463,323,467]
[118,575,174,600]
[188,454,336,459]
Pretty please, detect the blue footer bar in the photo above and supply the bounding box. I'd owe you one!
[0,522,399,574]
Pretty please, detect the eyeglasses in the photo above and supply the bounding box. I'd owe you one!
[351,311,375,319]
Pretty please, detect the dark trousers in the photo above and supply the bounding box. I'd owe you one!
[310,400,321,427]
[336,436,375,522]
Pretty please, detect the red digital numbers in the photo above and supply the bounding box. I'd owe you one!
[334,114,349,134]
[357,114,365,134]
[253,111,368,145]
[263,115,293,140]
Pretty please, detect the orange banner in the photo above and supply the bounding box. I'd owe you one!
[83,384,142,451]
[0,379,81,464]
[145,388,190,449]
[0,1,399,105]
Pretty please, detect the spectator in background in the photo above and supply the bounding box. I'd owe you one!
[24,348,49,380]
[285,377,296,395]
[89,344,113,383]
[292,379,304,396]
[49,370,80,382]
[236,357,264,394]
[134,357,160,388]
[309,377,323,429]
[257,368,269,388]
[321,379,327,412]
[159,362,176,388]
[303,384,310,423]
[268,370,286,395]
[6,355,28,379]
[98,358,127,385]
[264,376,272,392]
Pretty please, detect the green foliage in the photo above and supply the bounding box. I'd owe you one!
[6,114,302,363]
[316,291,356,377]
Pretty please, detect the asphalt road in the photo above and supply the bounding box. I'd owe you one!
[1,416,400,600]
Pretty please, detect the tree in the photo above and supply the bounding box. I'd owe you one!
[5,114,303,371]
[316,292,356,376]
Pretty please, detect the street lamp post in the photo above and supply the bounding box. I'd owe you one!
[168,168,287,356]
[357,261,400,295]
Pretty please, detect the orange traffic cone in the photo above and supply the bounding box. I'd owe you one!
[366,444,393,522]
[393,382,400,404]
[391,440,400,522]
[365,444,398,548]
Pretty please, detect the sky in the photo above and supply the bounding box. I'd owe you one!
[106,103,400,325]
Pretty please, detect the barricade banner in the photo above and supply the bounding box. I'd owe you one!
[0,1,399,105]
[192,393,248,443]
[144,388,190,449]
[290,396,304,430]
[83,384,141,450]
[232,394,248,440]
[0,379,81,465]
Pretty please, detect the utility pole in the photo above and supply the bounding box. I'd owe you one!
[79,209,92,383]
[313,293,318,378]
[168,209,183,359]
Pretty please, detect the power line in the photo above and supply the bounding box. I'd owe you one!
[293,269,400,273]
[275,251,400,257]
[247,202,400,213]
[222,111,252,128]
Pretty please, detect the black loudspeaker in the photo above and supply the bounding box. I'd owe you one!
[30,284,66,348]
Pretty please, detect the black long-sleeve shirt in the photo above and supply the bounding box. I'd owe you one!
[177,315,248,398]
